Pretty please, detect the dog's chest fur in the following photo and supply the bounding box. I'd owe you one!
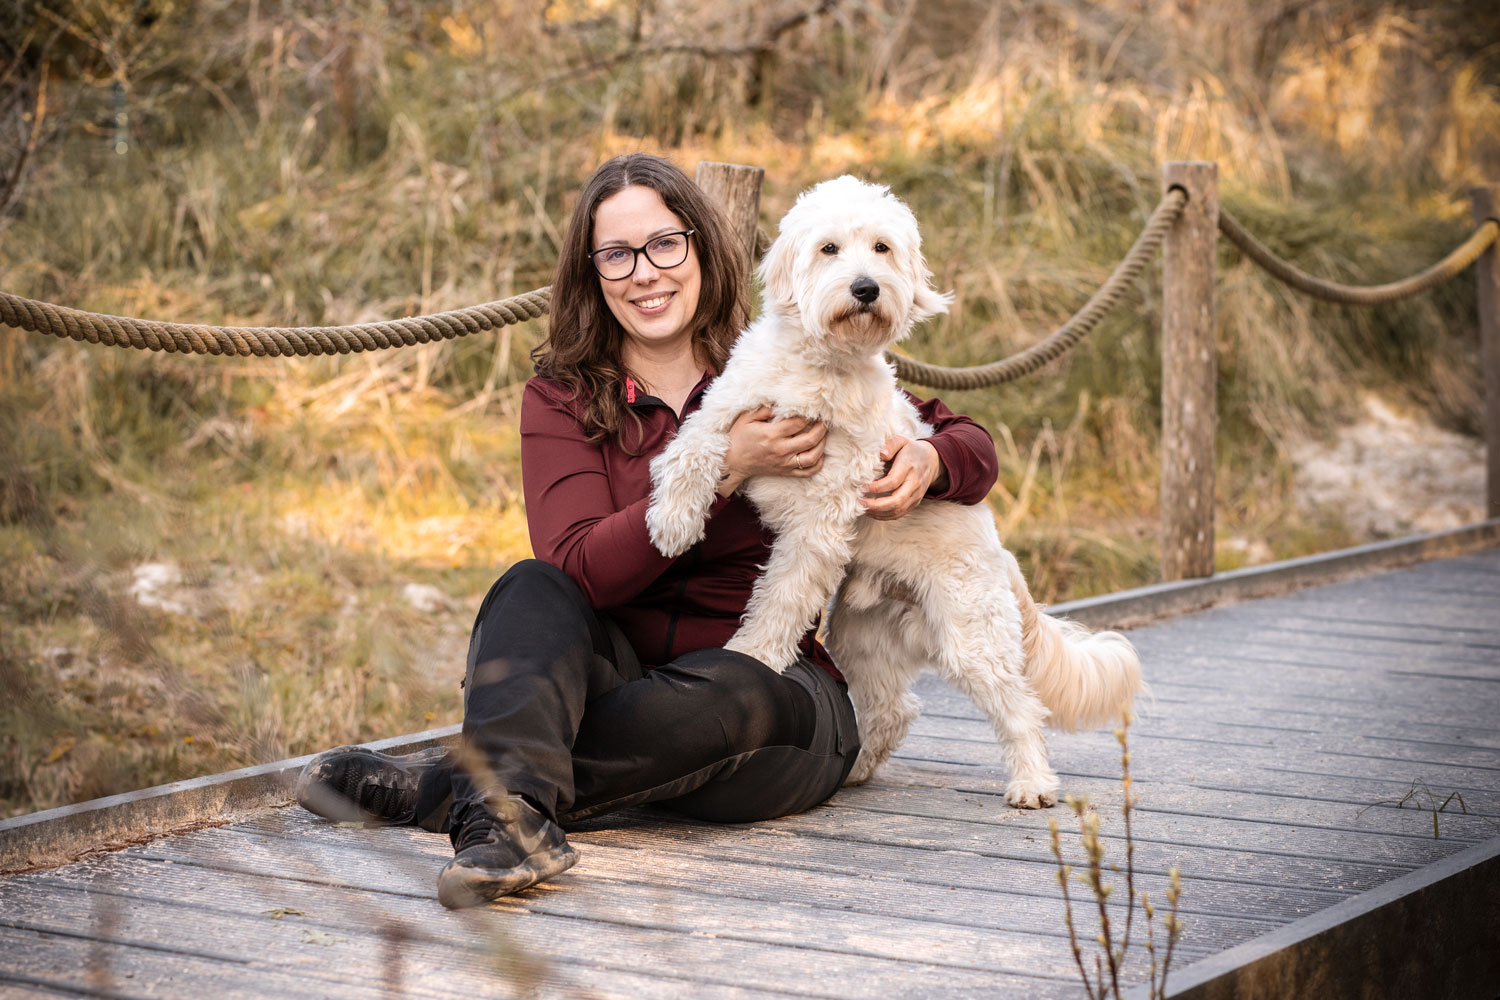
[728,319,932,538]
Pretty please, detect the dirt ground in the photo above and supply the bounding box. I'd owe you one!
[1290,394,1488,538]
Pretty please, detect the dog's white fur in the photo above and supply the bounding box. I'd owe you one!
[646,176,1142,808]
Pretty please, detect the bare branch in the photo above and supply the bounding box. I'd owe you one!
[506,0,845,104]
[0,60,48,218]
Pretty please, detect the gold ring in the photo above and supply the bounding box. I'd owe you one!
[794,452,804,470]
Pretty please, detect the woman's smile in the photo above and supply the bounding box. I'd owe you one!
[631,291,675,312]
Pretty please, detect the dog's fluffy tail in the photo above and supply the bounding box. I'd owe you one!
[1001,549,1143,731]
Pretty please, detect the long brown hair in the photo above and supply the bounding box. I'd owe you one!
[532,154,750,444]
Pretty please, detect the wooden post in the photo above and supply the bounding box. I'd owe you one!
[1160,161,1219,581]
[1472,186,1500,520]
[695,161,764,273]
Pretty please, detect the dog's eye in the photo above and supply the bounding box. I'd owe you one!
[873,242,890,253]
[820,243,838,255]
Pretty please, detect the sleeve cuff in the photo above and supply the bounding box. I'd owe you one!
[923,433,967,502]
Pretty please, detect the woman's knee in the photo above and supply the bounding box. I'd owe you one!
[494,558,578,597]
[475,559,587,625]
[466,559,603,677]
[669,650,816,754]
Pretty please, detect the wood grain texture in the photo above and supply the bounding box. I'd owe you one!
[1160,161,1220,581]
[2,547,1497,998]
[695,161,764,274]
[1472,186,1500,516]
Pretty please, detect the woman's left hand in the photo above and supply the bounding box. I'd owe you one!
[861,434,948,521]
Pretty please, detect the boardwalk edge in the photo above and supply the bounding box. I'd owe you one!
[1123,835,1500,1000]
[1051,518,1500,628]
[0,725,460,874]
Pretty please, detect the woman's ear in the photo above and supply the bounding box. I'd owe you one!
[757,232,798,312]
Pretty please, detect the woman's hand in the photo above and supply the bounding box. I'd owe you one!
[861,434,947,520]
[717,406,827,496]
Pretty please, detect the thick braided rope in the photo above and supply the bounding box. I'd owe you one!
[888,187,1188,391]
[1217,209,1499,306]
[0,287,552,357]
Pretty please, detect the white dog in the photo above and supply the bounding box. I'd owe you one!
[646,176,1142,808]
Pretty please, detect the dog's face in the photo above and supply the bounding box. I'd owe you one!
[759,176,951,355]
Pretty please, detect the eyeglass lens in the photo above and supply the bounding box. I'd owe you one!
[592,232,691,279]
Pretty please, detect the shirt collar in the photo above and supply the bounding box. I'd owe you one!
[624,371,714,410]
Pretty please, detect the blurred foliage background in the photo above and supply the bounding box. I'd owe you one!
[1,0,1497,816]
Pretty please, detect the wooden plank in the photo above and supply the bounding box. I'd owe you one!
[1134,622,1500,671]
[1052,521,1500,630]
[1,854,1088,999]
[30,835,1204,978]
[220,811,1255,955]
[918,716,1500,777]
[924,698,1500,748]
[1103,679,1498,729]
[868,755,1498,845]
[0,906,795,1000]
[830,782,1461,872]
[876,728,1500,827]
[190,811,1313,934]
[0,924,367,1000]
[911,710,1500,777]
[904,735,1500,817]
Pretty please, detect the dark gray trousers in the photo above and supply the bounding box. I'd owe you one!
[411,560,860,832]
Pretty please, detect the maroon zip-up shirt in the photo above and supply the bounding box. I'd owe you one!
[520,372,1001,680]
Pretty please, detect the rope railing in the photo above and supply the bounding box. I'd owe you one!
[887,188,1188,390]
[1,182,1495,383]
[0,188,1184,385]
[1217,208,1500,306]
[0,287,551,357]
[0,191,1184,389]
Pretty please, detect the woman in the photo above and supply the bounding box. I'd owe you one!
[296,153,1000,909]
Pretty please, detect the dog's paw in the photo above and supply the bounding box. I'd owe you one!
[645,497,705,558]
[1005,778,1060,810]
[844,753,878,786]
[724,635,796,673]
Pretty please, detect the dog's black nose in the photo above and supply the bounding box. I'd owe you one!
[850,277,880,304]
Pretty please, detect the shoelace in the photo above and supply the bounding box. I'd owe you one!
[451,807,515,852]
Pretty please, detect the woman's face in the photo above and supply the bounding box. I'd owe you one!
[591,184,703,358]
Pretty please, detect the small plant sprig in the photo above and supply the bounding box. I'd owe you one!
[1355,780,1469,840]
[1047,712,1183,1000]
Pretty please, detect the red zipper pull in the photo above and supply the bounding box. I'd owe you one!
[625,376,637,403]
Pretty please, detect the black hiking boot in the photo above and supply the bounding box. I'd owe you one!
[295,744,450,827]
[436,796,578,909]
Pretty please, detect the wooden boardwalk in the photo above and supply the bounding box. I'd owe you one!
[3,546,1498,998]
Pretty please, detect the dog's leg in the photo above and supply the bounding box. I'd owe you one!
[924,589,1059,809]
[646,401,740,558]
[726,518,854,673]
[827,594,923,785]
[951,665,1058,809]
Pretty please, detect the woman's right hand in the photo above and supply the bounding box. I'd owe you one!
[717,406,827,495]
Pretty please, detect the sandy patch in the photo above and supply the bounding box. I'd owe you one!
[1290,394,1486,538]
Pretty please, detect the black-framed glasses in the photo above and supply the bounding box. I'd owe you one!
[588,230,695,280]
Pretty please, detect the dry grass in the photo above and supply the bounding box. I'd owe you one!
[1,0,1495,815]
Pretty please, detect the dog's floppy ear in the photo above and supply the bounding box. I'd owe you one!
[911,273,954,326]
[757,231,798,312]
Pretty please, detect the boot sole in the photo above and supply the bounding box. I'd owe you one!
[294,745,448,825]
[436,843,580,909]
